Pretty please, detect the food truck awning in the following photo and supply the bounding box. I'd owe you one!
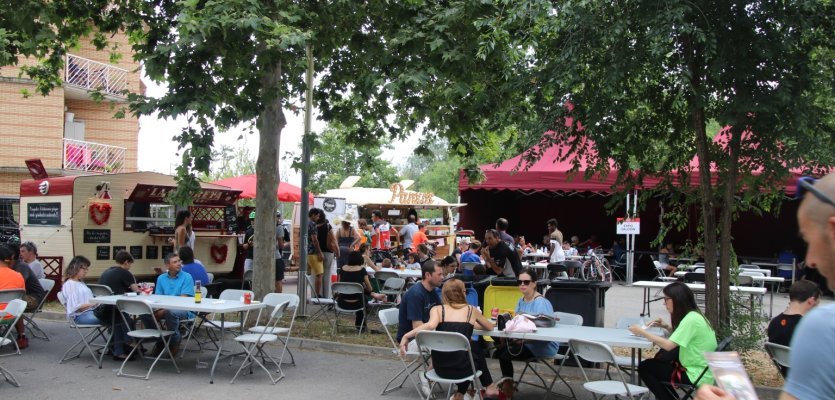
[321,187,464,208]
[128,184,241,206]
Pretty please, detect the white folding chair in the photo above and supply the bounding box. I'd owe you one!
[378,308,423,396]
[332,282,367,335]
[765,341,790,378]
[230,301,290,384]
[206,272,215,284]
[0,299,25,387]
[177,286,209,358]
[57,291,111,368]
[87,284,114,297]
[517,312,581,399]
[116,299,180,380]
[249,293,299,367]
[304,274,334,329]
[22,279,55,341]
[568,338,649,399]
[0,289,25,356]
[416,330,483,400]
[0,299,26,357]
[374,270,400,282]
[201,289,254,347]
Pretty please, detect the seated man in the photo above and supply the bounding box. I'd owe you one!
[0,246,24,337]
[98,250,142,360]
[397,260,443,396]
[460,240,482,263]
[768,279,820,346]
[152,252,195,355]
[7,244,44,350]
[178,246,210,285]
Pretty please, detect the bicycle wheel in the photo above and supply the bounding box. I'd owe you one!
[599,259,612,282]
[580,261,592,280]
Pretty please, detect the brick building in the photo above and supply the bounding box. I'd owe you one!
[0,31,142,234]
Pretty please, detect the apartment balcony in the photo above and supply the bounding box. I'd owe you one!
[63,138,126,174]
[64,54,129,101]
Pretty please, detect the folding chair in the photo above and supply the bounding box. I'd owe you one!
[332,282,366,335]
[87,284,113,297]
[116,299,180,380]
[517,312,581,399]
[660,336,732,400]
[765,342,790,378]
[378,308,424,396]
[178,286,208,358]
[0,299,25,387]
[23,278,56,341]
[249,293,299,367]
[547,263,569,280]
[230,301,290,384]
[304,274,334,329]
[608,316,665,379]
[0,299,26,357]
[416,330,484,400]
[568,338,649,399]
[0,289,25,356]
[611,254,627,281]
[374,270,400,283]
[57,292,111,368]
[201,289,254,346]
[380,277,406,301]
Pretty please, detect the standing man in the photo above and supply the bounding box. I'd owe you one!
[399,215,419,258]
[696,172,835,400]
[19,241,45,279]
[307,208,325,297]
[483,229,522,278]
[152,252,194,355]
[371,210,392,251]
[242,211,256,273]
[495,218,514,247]
[412,223,429,252]
[275,211,290,293]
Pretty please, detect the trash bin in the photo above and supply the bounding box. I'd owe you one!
[545,280,611,327]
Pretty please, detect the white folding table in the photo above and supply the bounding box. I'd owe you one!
[632,281,766,317]
[91,294,265,383]
[366,267,423,279]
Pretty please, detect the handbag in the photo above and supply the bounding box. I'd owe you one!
[524,313,556,328]
[504,315,536,333]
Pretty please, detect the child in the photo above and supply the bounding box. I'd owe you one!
[405,253,421,270]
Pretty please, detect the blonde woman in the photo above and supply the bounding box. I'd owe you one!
[400,279,500,399]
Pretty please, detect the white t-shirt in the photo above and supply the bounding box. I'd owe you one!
[28,260,45,279]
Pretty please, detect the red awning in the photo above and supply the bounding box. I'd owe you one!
[128,184,241,206]
[210,174,313,204]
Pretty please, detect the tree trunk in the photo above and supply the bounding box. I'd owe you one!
[253,60,286,303]
[718,126,742,330]
[686,38,720,329]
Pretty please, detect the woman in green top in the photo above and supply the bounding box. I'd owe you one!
[629,281,717,400]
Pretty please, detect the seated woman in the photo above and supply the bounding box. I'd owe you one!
[629,281,717,400]
[62,255,131,361]
[405,252,422,270]
[496,268,559,398]
[415,243,432,266]
[337,251,386,331]
[359,243,380,272]
[399,279,500,399]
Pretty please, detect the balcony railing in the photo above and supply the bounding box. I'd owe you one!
[64,54,128,98]
[63,138,126,174]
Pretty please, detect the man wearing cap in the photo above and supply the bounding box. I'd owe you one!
[242,211,257,273]
[275,211,290,293]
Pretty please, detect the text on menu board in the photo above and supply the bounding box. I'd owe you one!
[27,202,61,225]
[83,229,111,243]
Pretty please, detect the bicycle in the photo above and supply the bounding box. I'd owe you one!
[580,250,612,282]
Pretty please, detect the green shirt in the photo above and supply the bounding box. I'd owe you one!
[669,311,717,385]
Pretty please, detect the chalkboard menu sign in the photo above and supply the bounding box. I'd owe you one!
[96,246,110,260]
[146,246,159,260]
[27,202,61,225]
[83,229,111,243]
[112,246,126,259]
[130,246,143,260]
[224,205,238,233]
[161,245,174,258]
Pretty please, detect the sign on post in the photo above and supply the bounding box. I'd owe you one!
[616,218,641,235]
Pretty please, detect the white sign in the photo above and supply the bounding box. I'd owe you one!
[314,197,346,226]
[616,218,640,235]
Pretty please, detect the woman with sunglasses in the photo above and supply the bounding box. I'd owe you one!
[496,268,559,398]
[629,281,717,400]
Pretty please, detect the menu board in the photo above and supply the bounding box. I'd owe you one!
[83,229,111,243]
[130,246,143,260]
[161,245,174,258]
[146,246,159,260]
[224,205,238,233]
[96,246,110,260]
[112,246,126,259]
[27,202,61,225]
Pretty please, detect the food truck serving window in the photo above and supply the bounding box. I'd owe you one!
[125,184,241,233]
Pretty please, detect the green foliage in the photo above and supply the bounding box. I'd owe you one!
[291,125,399,194]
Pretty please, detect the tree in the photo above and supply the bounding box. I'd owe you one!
[294,125,399,194]
[485,0,834,329]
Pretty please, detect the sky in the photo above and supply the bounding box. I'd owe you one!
[137,77,419,185]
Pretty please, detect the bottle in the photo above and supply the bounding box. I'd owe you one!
[194,280,202,303]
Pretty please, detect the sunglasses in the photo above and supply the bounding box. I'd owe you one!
[797,176,835,208]
[517,279,533,286]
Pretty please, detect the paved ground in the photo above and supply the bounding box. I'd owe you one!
[0,277,798,398]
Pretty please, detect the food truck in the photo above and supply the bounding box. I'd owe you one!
[291,178,464,262]
[19,171,241,280]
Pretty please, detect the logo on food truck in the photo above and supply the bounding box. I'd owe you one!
[389,183,435,205]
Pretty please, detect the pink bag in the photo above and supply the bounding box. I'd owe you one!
[504,315,537,333]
